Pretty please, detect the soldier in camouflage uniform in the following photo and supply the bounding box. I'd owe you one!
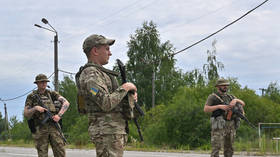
[77,34,137,157]
[204,78,245,157]
[24,74,70,157]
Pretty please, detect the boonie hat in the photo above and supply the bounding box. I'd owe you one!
[83,34,115,54]
[34,74,50,84]
[215,78,230,87]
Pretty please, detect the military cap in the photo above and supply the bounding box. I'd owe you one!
[215,78,230,86]
[83,34,115,54]
[34,74,50,84]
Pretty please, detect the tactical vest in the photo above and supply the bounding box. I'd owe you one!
[31,90,58,124]
[210,92,234,118]
[76,63,123,114]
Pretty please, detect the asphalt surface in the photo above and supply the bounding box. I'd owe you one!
[0,146,277,157]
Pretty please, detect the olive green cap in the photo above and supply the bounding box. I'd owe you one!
[215,78,230,86]
[83,34,115,54]
[34,74,50,84]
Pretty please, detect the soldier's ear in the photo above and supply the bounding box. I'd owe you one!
[91,47,99,56]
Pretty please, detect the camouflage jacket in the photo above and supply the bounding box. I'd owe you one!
[78,62,128,135]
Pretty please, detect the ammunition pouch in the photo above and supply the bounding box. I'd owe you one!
[77,93,87,114]
[211,109,225,118]
[210,116,226,130]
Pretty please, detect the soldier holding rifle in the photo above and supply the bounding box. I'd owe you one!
[24,74,70,157]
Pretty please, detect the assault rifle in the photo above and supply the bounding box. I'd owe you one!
[228,102,257,129]
[116,59,144,141]
[33,94,67,143]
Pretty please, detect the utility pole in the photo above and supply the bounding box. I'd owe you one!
[4,103,10,139]
[34,18,59,91]
[259,88,266,96]
[54,34,58,91]
[152,69,155,108]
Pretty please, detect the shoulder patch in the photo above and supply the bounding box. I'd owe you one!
[90,87,99,95]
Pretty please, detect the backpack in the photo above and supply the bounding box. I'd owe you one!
[75,65,89,114]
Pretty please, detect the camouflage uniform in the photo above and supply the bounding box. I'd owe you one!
[78,62,128,157]
[25,82,65,157]
[206,92,236,157]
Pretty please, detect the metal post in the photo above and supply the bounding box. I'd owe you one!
[4,103,10,138]
[259,88,266,96]
[258,123,261,149]
[35,18,59,92]
[54,34,58,91]
[152,69,155,108]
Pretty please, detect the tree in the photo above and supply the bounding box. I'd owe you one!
[265,81,280,104]
[126,21,180,109]
[9,115,19,128]
[9,117,31,141]
[183,69,206,88]
[58,76,89,144]
[0,112,5,136]
[203,40,224,82]
[58,76,80,132]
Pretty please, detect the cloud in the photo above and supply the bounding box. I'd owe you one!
[0,0,278,120]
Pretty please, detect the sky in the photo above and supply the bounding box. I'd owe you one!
[0,0,279,121]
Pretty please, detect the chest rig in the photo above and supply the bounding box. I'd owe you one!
[32,90,57,120]
[211,92,234,118]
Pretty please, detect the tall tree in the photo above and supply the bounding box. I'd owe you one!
[126,21,180,109]
[58,76,80,132]
[0,112,5,135]
[203,40,224,82]
[265,81,280,104]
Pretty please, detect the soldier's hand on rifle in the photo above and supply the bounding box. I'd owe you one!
[122,82,137,92]
[34,106,46,113]
[229,99,237,109]
[219,105,231,111]
[133,92,138,102]
[52,115,61,123]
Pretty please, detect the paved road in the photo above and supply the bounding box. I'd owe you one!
[0,146,276,157]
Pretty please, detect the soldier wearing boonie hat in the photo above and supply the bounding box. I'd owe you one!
[215,78,230,87]
[76,34,138,157]
[24,73,70,157]
[204,78,245,157]
[33,74,50,83]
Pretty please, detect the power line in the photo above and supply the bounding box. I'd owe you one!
[103,0,157,27]
[59,69,76,75]
[97,0,143,25]
[172,0,269,56]
[0,88,37,102]
[161,0,236,34]
[0,72,54,102]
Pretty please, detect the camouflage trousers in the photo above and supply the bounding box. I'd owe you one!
[91,134,127,157]
[211,120,236,157]
[32,123,65,157]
